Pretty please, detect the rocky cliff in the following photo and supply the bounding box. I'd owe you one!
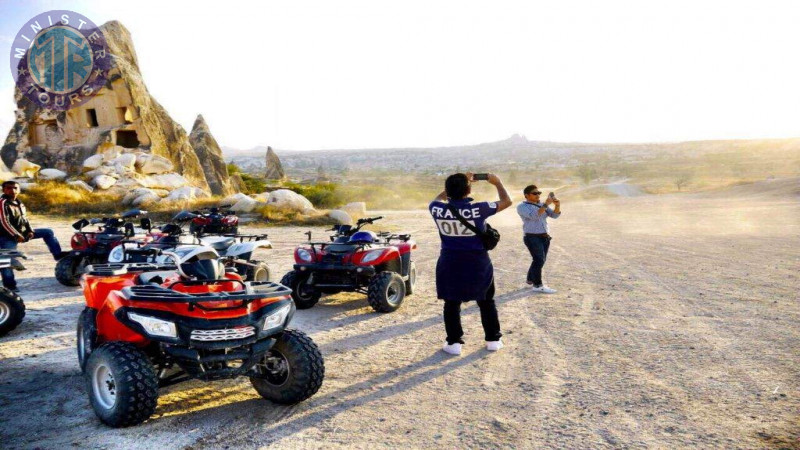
[265,146,287,181]
[2,20,211,191]
[189,114,235,196]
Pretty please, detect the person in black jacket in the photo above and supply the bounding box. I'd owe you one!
[0,180,64,291]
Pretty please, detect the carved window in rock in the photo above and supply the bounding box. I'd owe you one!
[86,109,99,127]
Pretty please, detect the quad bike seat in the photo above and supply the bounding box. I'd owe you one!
[136,270,178,286]
[200,236,236,251]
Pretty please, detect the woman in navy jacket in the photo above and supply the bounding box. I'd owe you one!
[429,172,512,355]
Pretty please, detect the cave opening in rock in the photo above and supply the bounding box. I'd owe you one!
[116,130,139,148]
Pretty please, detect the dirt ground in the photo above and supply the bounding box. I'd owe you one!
[0,179,798,449]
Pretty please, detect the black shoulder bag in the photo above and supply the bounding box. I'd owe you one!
[446,204,500,250]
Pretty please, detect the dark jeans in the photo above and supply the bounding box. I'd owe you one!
[524,234,550,286]
[443,281,502,345]
[0,229,62,289]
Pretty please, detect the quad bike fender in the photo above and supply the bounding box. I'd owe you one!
[224,240,272,258]
[95,291,149,346]
[82,273,139,310]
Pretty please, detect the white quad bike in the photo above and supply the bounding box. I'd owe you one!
[108,211,273,282]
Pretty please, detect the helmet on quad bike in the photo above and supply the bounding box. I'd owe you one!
[349,231,377,244]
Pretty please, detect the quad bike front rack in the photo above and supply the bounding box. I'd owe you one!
[120,281,291,311]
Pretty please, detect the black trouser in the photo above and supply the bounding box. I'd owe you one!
[443,282,502,345]
[524,234,550,286]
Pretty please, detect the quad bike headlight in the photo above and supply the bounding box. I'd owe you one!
[360,249,384,264]
[128,312,177,338]
[297,248,313,262]
[262,303,292,333]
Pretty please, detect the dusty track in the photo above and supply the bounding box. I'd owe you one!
[0,184,798,448]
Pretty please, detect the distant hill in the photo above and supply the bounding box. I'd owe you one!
[224,134,800,182]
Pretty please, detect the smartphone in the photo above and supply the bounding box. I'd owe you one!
[473,173,489,181]
[548,192,556,199]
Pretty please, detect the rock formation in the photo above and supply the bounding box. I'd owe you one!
[2,21,211,191]
[189,115,236,196]
[264,146,287,181]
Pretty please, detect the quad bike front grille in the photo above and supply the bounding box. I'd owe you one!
[190,327,256,341]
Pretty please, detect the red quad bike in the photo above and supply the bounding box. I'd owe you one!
[55,209,151,286]
[281,216,418,313]
[77,245,324,427]
[188,206,239,235]
[0,250,28,337]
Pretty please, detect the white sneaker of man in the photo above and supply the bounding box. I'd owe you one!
[486,339,504,351]
[531,285,557,294]
[442,342,462,355]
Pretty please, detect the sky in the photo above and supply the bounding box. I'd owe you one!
[1,0,799,150]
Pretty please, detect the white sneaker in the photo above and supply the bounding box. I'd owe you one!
[442,342,462,355]
[486,340,504,351]
[531,285,557,294]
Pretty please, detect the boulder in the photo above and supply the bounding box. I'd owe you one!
[92,175,117,190]
[99,144,123,162]
[230,196,258,213]
[267,189,315,214]
[164,186,210,202]
[12,159,40,178]
[139,173,189,190]
[189,115,236,196]
[222,192,251,206]
[84,167,120,179]
[342,202,367,220]
[135,153,174,174]
[67,180,94,192]
[38,168,68,181]
[111,153,137,171]
[82,154,105,171]
[122,187,158,205]
[133,192,160,206]
[328,209,353,225]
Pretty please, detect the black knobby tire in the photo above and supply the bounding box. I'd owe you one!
[367,271,406,313]
[280,270,321,310]
[250,329,324,404]
[77,308,98,372]
[85,342,158,427]
[55,254,83,286]
[405,261,417,296]
[245,261,271,282]
[0,287,25,337]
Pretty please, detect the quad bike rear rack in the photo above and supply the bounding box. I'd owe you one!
[86,262,178,276]
[120,281,291,311]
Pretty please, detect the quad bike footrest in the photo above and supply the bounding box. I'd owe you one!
[163,337,275,380]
